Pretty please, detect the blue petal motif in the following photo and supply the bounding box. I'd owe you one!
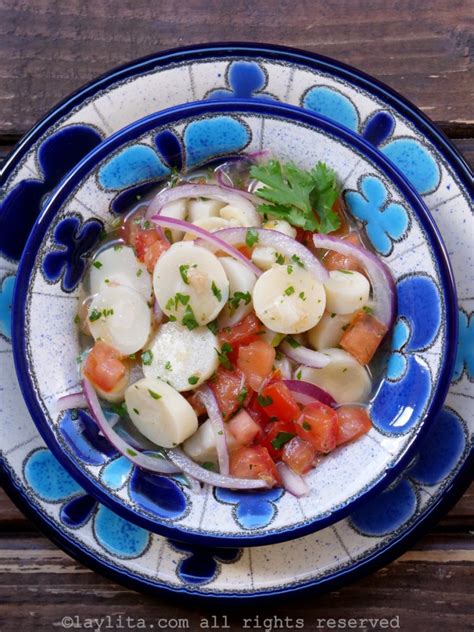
[303,86,359,131]
[207,61,275,101]
[24,448,82,502]
[169,540,241,585]
[386,320,410,380]
[350,479,417,536]
[60,493,97,528]
[154,130,184,171]
[59,409,118,466]
[42,216,103,291]
[453,309,474,381]
[214,488,284,529]
[362,111,395,147]
[0,275,15,340]
[345,176,409,255]
[0,125,102,262]
[101,456,134,490]
[98,145,170,190]
[408,407,466,485]
[94,505,150,558]
[183,117,250,169]
[398,274,441,351]
[128,468,187,520]
[382,138,441,195]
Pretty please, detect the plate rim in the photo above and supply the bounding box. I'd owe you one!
[11,98,458,547]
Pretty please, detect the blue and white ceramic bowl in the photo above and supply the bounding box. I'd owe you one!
[12,99,457,546]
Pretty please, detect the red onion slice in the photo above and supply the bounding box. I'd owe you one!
[166,448,270,490]
[196,386,230,476]
[150,216,262,276]
[153,298,164,324]
[145,183,260,224]
[313,234,396,328]
[215,227,329,283]
[82,378,180,474]
[56,392,87,412]
[283,379,336,407]
[280,340,331,369]
[276,462,309,497]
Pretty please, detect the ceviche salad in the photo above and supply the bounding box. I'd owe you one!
[61,154,395,497]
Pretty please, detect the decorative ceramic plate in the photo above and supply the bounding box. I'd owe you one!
[11,99,456,546]
[0,44,472,598]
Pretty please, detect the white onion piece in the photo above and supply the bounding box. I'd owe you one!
[216,227,329,282]
[166,448,270,490]
[280,340,331,368]
[82,378,180,474]
[276,462,309,497]
[150,215,262,276]
[56,392,87,412]
[196,386,229,475]
[146,183,260,224]
[313,234,395,328]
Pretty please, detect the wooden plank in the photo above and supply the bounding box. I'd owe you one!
[0,0,472,135]
[0,532,471,631]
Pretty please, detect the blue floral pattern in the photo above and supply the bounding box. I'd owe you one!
[0,274,15,340]
[214,488,284,529]
[42,215,103,292]
[0,125,102,262]
[453,309,474,381]
[345,176,409,255]
[169,540,241,585]
[207,61,276,101]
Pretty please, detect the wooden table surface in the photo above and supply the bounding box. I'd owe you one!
[0,1,472,630]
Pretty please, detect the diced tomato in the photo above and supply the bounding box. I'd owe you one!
[340,310,388,365]
[282,436,318,474]
[227,409,261,446]
[134,229,170,273]
[83,341,127,393]
[209,367,248,420]
[323,233,365,273]
[237,340,275,391]
[219,313,263,348]
[143,236,170,272]
[336,406,372,446]
[330,198,350,237]
[260,420,297,461]
[259,381,301,423]
[237,244,253,259]
[187,391,207,417]
[246,393,270,427]
[295,402,338,453]
[229,446,280,486]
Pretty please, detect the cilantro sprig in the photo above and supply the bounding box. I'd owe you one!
[249,160,340,233]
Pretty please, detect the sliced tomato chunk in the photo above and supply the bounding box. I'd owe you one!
[295,402,338,453]
[245,393,270,428]
[209,367,248,420]
[336,406,372,446]
[229,446,280,486]
[219,312,263,348]
[83,341,127,393]
[282,436,318,474]
[237,339,275,391]
[260,420,297,461]
[340,310,388,365]
[227,409,261,446]
[322,232,365,273]
[259,381,301,423]
[237,244,253,259]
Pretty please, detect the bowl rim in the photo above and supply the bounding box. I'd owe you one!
[12,98,458,547]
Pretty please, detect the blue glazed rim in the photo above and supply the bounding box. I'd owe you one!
[12,99,458,547]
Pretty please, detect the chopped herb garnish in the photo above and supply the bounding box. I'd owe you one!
[133,408,140,415]
[202,462,217,471]
[271,431,296,450]
[165,361,173,371]
[93,260,103,269]
[175,292,190,308]
[136,269,143,277]
[250,160,340,233]
[188,375,199,385]
[109,401,128,417]
[246,228,259,247]
[74,314,80,325]
[168,315,177,322]
[299,291,306,301]
[291,254,304,268]
[275,252,285,265]
[207,320,219,334]
[302,421,311,431]
[284,285,295,296]
[164,228,173,242]
[143,220,150,229]
[362,305,374,315]
[102,308,114,317]
[296,370,302,380]
[286,265,293,275]
[179,264,190,285]
[182,304,198,330]
[237,387,248,404]
[141,350,153,366]
[271,332,286,347]
[229,291,251,311]
[113,244,123,251]
[127,448,138,457]
[148,389,162,400]
[257,394,273,407]
[341,324,350,331]
[128,353,136,360]
[165,297,175,311]
[211,281,222,301]
[286,335,301,348]
[89,308,102,322]
[216,342,233,370]
[338,269,354,275]
[330,313,336,319]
